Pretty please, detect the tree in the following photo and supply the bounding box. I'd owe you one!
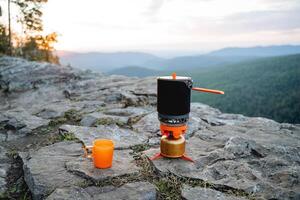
[13,0,48,33]
[8,0,12,55]
[1,0,59,64]
[21,32,59,64]
[0,24,10,54]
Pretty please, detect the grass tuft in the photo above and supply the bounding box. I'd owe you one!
[64,109,82,123]
[48,117,67,127]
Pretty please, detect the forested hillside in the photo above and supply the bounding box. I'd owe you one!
[190,54,300,123]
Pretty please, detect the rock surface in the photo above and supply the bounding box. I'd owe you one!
[1,56,300,200]
[19,141,85,200]
[181,185,246,200]
[79,107,152,127]
[144,118,300,200]
[87,182,157,200]
[46,186,92,200]
[46,182,157,200]
[59,124,149,149]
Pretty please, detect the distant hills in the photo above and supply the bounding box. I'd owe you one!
[58,45,300,73]
[57,51,163,72]
[208,45,300,57]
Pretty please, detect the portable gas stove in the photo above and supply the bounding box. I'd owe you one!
[151,73,224,162]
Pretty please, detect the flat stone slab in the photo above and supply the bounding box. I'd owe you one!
[191,103,248,126]
[6,104,59,128]
[132,112,160,134]
[144,118,300,199]
[0,110,49,141]
[46,182,157,200]
[20,141,85,200]
[88,181,157,200]
[181,185,246,200]
[80,106,152,127]
[46,186,92,200]
[80,112,129,127]
[59,124,149,149]
[186,112,208,138]
[129,77,156,96]
[66,149,139,182]
[0,56,77,92]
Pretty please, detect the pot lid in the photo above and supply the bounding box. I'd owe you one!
[157,76,191,81]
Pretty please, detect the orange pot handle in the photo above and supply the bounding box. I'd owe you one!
[192,87,224,95]
[170,72,224,94]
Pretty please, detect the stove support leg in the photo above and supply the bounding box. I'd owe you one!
[150,153,163,161]
[181,154,194,162]
[150,152,194,162]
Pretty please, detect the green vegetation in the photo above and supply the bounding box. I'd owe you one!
[3,154,32,200]
[94,117,127,127]
[188,54,300,123]
[0,24,10,54]
[47,131,79,144]
[64,109,82,123]
[58,132,78,141]
[130,144,151,153]
[95,117,118,126]
[48,117,67,127]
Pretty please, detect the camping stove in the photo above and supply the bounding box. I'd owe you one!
[151,73,224,162]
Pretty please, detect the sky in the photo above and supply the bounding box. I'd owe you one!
[3,0,300,55]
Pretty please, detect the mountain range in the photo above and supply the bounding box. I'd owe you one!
[58,51,163,72]
[58,45,300,73]
[207,45,300,57]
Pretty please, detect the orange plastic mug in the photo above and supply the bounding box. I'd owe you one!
[84,139,114,169]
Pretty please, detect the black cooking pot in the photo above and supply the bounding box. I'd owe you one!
[157,73,224,123]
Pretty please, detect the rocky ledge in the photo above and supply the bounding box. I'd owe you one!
[0,56,299,200]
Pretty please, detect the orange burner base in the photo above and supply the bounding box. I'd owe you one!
[160,124,187,139]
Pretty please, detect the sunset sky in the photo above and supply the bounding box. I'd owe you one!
[2,0,300,55]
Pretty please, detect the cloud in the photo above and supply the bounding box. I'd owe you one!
[143,0,164,16]
[222,8,300,32]
[43,0,300,52]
